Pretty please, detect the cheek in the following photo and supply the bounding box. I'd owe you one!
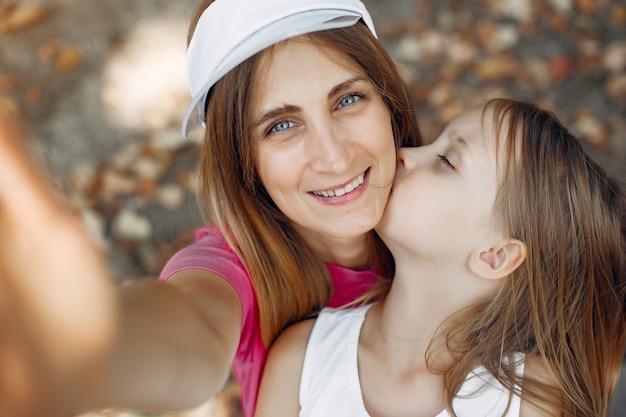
[369,119,398,180]
[256,143,301,200]
[386,174,429,221]
[381,133,397,169]
[392,175,458,229]
[255,144,278,194]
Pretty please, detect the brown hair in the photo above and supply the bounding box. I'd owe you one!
[188,0,421,346]
[438,98,626,416]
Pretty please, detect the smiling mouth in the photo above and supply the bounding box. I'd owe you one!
[311,171,366,197]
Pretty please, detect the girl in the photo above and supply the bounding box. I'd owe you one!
[256,98,626,417]
[0,0,420,416]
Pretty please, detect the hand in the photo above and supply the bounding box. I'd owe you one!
[0,94,117,417]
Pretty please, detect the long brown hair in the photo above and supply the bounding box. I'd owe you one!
[439,98,626,416]
[188,0,421,347]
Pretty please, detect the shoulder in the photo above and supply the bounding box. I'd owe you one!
[268,318,316,373]
[520,355,560,417]
[159,226,256,306]
[270,306,366,365]
[255,318,316,417]
[161,227,240,267]
[164,268,244,342]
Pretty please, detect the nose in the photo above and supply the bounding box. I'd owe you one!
[307,123,351,172]
[397,146,422,171]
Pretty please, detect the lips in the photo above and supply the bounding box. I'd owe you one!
[311,171,366,197]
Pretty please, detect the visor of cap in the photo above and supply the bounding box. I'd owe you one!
[182,0,376,137]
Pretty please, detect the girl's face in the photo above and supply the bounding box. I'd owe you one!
[252,39,397,243]
[377,105,502,265]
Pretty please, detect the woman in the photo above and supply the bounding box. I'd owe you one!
[0,0,420,416]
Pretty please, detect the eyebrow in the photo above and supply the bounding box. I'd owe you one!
[253,104,300,129]
[252,76,369,129]
[456,136,467,147]
[328,76,368,100]
[447,130,477,166]
[448,130,468,147]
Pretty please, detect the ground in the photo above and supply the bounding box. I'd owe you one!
[1,0,625,416]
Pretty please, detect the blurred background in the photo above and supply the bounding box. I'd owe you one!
[1,0,625,416]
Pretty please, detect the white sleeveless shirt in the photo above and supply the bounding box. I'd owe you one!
[299,304,524,417]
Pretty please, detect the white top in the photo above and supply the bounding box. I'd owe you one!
[299,304,524,417]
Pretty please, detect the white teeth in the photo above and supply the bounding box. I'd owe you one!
[312,172,365,197]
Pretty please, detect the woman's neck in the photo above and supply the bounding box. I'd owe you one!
[295,226,374,269]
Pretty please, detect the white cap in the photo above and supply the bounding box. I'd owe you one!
[182,0,377,137]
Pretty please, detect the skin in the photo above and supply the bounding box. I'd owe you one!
[0,34,398,417]
[0,96,117,416]
[252,39,397,267]
[380,106,500,267]
[256,104,558,417]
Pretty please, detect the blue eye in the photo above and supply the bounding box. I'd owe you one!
[270,120,294,134]
[338,94,362,108]
[437,154,455,169]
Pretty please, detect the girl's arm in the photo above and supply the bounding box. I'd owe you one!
[255,319,315,417]
[0,100,242,416]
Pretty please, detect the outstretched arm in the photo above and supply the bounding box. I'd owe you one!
[105,270,242,412]
[0,98,242,416]
[0,96,117,416]
[255,319,314,417]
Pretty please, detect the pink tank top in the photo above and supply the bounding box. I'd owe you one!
[158,226,380,417]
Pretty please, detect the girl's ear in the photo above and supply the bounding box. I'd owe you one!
[468,239,527,280]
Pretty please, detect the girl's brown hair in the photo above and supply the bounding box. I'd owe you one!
[188,0,421,347]
[440,98,626,416]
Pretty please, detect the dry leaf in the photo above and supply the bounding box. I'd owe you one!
[575,0,602,14]
[24,86,41,103]
[611,4,626,25]
[573,109,608,148]
[549,56,574,82]
[54,46,83,72]
[549,13,569,31]
[37,39,62,63]
[606,74,626,103]
[0,74,17,90]
[0,3,46,34]
[475,54,518,81]
[0,94,19,116]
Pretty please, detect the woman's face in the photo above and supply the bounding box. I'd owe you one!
[251,39,396,243]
